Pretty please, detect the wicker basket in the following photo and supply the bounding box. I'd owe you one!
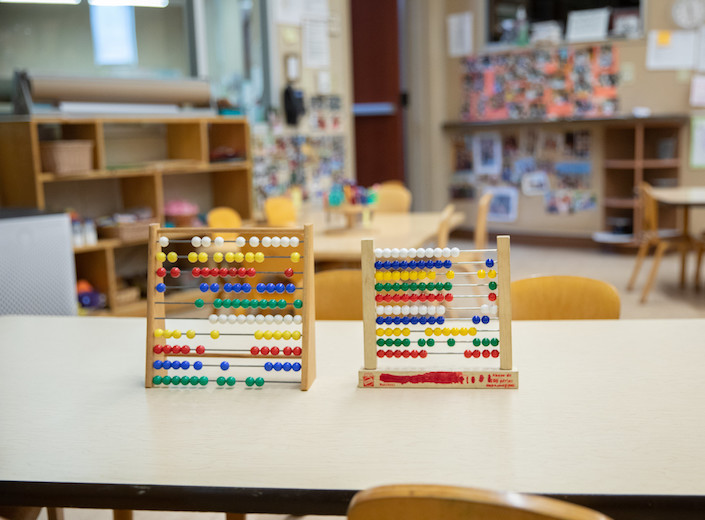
[39,140,94,175]
[98,219,157,242]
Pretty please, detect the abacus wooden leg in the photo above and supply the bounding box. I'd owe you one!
[627,240,651,291]
[640,241,669,303]
[112,510,133,520]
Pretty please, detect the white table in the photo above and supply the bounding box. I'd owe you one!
[1,316,704,519]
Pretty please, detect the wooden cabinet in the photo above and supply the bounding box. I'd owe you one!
[0,116,252,316]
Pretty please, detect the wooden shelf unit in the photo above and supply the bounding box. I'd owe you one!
[0,116,252,315]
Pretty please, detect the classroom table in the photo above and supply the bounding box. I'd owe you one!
[1,316,704,520]
[650,186,705,287]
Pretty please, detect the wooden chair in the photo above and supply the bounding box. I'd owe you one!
[264,196,297,226]
[207,206,243,229]
[374,184,412,213]
[627,182,689,303]
[314,269,363,320]
[474,191,493,251]
[511,275,620,320]
[347,484,613,520]
[435,203,456,249]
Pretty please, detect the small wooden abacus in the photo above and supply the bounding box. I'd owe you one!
[358,235,517,389]
[145,224,316,390]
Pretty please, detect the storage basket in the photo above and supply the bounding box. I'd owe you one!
[39,140,94,175]
[98,219,157,242]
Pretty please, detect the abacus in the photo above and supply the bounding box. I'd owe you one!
[358,235,517,389]
[145,223,316,390]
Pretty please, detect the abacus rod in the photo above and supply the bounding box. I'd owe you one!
[163,239,306,243]
[171,255,304,260]
[449,283,496,287]
[158,285,303,291]
[156,302,302,306]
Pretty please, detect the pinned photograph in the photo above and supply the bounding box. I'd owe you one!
[521,170,550,196]
[472,131,503,175]
[485,186,519,222]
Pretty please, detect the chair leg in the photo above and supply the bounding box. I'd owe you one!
[627,240,651,291]
[225,514,247,520]
[696,246,704,291]
[640,242,669,303]
[113,510,133,520]
[46,508,64,520]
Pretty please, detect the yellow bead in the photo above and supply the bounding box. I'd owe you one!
[167,252,178,263]
[263,331,273,340]
[418,271,426,280]
[292,331,301,340]
[477,269,486,279]
[442,328,450,336]
[425,328,433,337]
[459,328,468,336]
[198,252,208,263]
[186,329,196,339]
[375,272,384,281]
[172,330,182,339]
[393,327,401,336]
[391,271,400,281]
[488,269,497,278]
[254,330,264,340]
[290,252,301,263]
[402,328,410,336]
[385,328,393,336]
[410,271,418,280]
[213,252,224,263]
[188,252,198,263]
[434,327,442,336]
[210,330,220,339]
[273,331,282,340]
[225,252,236,263]
[282,331,292,340]
[234,252,244,263]
[400,271,409,280]
[156,252,166,262]
[154,328,164,338]
[163,329,173,338]
[376,328,384,337]
[451,328,459,335]
[245,252,255,263]
[383,271,392,281]
[254,252,265,263]
[427,271,436,280]
[469,327,477,336]
[446,270,455,279]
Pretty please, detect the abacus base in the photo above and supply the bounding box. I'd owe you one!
[358,368,518,389]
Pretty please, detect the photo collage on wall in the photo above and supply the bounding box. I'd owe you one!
[450,128,597,221]
[460,44,619,122]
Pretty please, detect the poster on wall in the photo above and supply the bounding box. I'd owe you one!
[485,186,519,222]
[472,132,502,175]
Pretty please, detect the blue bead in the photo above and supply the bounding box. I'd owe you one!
[486,258,495,268]
[275,283,285,293]
[437,317,445,324]
[153,360,163,369]
[481,316,490,324]
[286,283,296,293]
[434,260,443,269]
[419,317,427,325]
[180,360,190,369]
[374,261,382,269]
[400,261,408,269]
[266,283,275,293]
[171,362,179,370]
[391,261,399,269]
[155,283,166,293]
[256,283,266,293]
[224,283,233,292]
[385,317,393,325]
[411,317,419,325]
[283,362,292,371]
[444,260,452,268]
[194,361,203,370]
[293,362,301,371]
[376,317,384,325]
[274,362,283,371]
[472,315,481,324]
[210,283,219,292]
[428,317,436,325]
[426,260,435,268]
[383,261,391,269]
[232,283,242,292]
[264,362,273,371]
[163,360,172,369]
[393,317,402,325]
[200,283,209,292]
[242,283,252,293]
[220,361,229,370]
[402,317,410,324]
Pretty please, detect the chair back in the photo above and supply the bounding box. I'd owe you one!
[475,192,493,250]
[511,275,620,320]
[639,182,659,234]
[436,203,456,249]
[264,196,297,226]
[347,484,613,520]
[206,207,242,241]
[314,269,363,320]
[374,184,412,213]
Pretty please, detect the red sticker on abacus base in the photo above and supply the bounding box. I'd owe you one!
[363,374,375,387]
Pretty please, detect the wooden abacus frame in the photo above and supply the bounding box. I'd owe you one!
[145,223,316,390]
[359,235,517,389]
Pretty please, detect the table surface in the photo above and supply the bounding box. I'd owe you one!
[1,316,704,518]
[300,210,464,261]
[650,186,705,206]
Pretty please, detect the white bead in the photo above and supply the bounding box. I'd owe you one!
[159,236,169,247]
[283,314,293,324]
[293,315,302,324]
[437,305,446,315]
[399,248,408,258]
[392,305,401,314]
[290,236,300,247]
[271,236,281,247]
[261,236,272,247]
[191,236,202,247]
[237,314,247,323]
[401,305,410,315]
[255,314,265,323]
[442,247,451,257]
[201,236,212,247]
[214,236,224,247]
[382,248,391,258]
[428,305,436,315]
[419,305,428,315]
[374,248,383,258]
[249,236,259,247]
[416,248,425,258]
[410,305,419,315]
[235,236,246,247]
[408,248,417,258]
[274,315,283,324]
[208,314,218,324]
[451,247,460,257]
[491,304,498,316]
[376,306,384,315]
[480,304,489,314]
[391,248,400,258]
[246,314,255,324]
[384,305,393,314]
[218,314,227,324]
[265,315,274,324]
[228,314,237,324]
[425,248,434,258]
[281,236,290,247]
[434,248,443,258]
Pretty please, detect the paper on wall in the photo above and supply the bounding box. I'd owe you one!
[646,30,697,70]
[447,12,473,58]
[276,0,304,26]
[690,117,705,168]
[690,75,705,106]
[565,8,610,43]
[303,18,330,68]
[305,0,329,19]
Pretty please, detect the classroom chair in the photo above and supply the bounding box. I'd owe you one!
[347,484,613,520]
[207,206,243,229]
[511,275,620,320]
[264,196,297,226]
[374,183,412,213]
[627,182,690,303]
[435,203,456,249]
[314,269,363,320]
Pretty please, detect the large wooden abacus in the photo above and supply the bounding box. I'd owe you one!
[359,235,517,388]
[145,224,316,390]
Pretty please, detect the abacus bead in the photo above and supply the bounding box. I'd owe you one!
[262,236,271,247]
[192,267,201,277]
[286,283,296,293]
[234,252,244,262]
[271,236,281,247]
[472,315,480,324]
[290,237,300,247]
[489,281,497,290]
[153,360,163,369]
[191,236,202,247]
[219,267,228,276]
[256,283,266,293]
[210,330,220,339]
[408,248,417,258]
[247,268,256,277]
[374,248,383,258]
[275,283,285,293]
[486,258,495,268]
[220,361,229,370]
[448,338,456,346]
[156,283,166,293]
[284,268,294,277]
[201,268,211,277]
[255,252,265,263]
[491,338,499,346]
[217,377,226,386]
[167,252,178,263]
[198,252,208,263]
[163,360,172,369]
[290,252,300,263]
[274,362,282,371]
[281,237,290,247]
[227,377,236,386]
[199,376,208,386]
[473,338,481,346]
[194,361,203,369]
[157,252,166,262]
[249,236,259,247]
[264,362,273,371]
[188,252,198,263]
[225,252,235,262]
[210,283,220,292]
[152,375,163,385]
[214,236,224,246]
[201,237,211,247]
[294,299,303,308]
[170,267,181,278]
[488,293,497,301]
[482,316,490,324]
[156,267,166,277]
[266,283,275,292]
[245,252,255,263]
[434,248,442,257]
[255,377,265,387]
[246,377,255,387]
[195,299,204,308]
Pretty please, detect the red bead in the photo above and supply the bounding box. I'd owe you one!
[293,347,302,356]
[192,267,201,277]
[400,294,410,302]
[433,294,442,302]
[445,294,453,302]
[385,350,394,358]
[383,294,392,302]
[219,268,228,277]
[172,345,181,354]
[250,346,260,355]
[402,350,411,358]
[170,267,181,278]
[181,345,190,354]
[247,268,256,277]
[464,350,472,358]
[211,269,220,277]
[488,293,497,301]
[377,350,385,358]
[392,294,401,301]
[156,267,166,277]
[410,350,419,358]
[163,345,173,354]
[261,346,270,355]
[483,350,490,358]
[228,267,238,277]
[201,268,210,277]
[473,350,481,358]
[375,295,384,302]
[271,346,280,355]
[491,350,499,358]
[419,350,428,358]
[153,345,163,354]
[410,294,419,302]
[283,347,292,356]
[238,267,247,277]
[284,268,294,277]
[393,350,401,358]
[419,294,427,302]
[479,375,484,383]
[196,345,205,354]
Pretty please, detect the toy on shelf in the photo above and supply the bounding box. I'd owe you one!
[358,235,517,389]
[164,199,200,227]
[325,182,377,230]
[145,224,316,390]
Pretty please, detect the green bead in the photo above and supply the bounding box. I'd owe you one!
[377,339,385,346]
[444,282,453,290]
[393,283,401,291]
[162,375,172,384]
[232,298,241,308]
[199,376,209,386]
[294,299,303,309]
[482,338,490,346]
[410,282,418,291]
[152,375,163,385]
[213,299,223,308]
[266,299,276,309]
[401,283,409,291]
[194,299,204,308]
[473,338,481,346]
[427,338,435,347]
[241,299,250,308]
[436,282,444,291]
[217,376,226,386]
[385,338,394,346]
[489,281,497,290]
[246,376,255,387]
[277,299,287,309]
[418,338,426,346]
[383,283,392,291]
[171,376,181,385]
[227,377,236,386]
[491,338,499,346]
[418,282,426,291]
[394,338,402,347]
[375,283,383,291]
[402,338,410,347]
[255,377,265,387]
[190,376,199,385]
[222,299,232,308]
[181,377,190,385]
[447,338,455,347]
[258,300,267,309]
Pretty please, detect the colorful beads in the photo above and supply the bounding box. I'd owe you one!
[290,252,300,263]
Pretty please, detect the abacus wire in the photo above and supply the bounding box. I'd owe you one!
[169,255,304,260]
